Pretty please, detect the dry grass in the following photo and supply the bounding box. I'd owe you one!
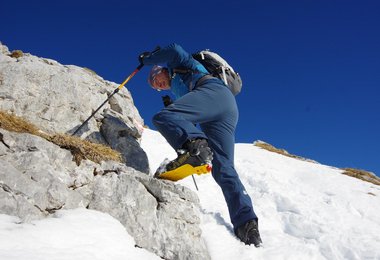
[254,141,291,156]
[0,110,41,135]
[342,168,380,186]
[47,134,121,165]
[253,140,315,162]
[10,50,24,58]
[0,110,121,165]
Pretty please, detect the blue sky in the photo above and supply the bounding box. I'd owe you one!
[1,0,379,176]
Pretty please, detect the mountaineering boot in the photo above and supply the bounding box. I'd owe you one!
[166,138,213,171]
[155,138,213,181]
[235,219,263,247]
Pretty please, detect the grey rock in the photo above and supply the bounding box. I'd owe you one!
[100,113,150,173]
[0,162,46,221]
[89,165,209,260]
[0,42,148,173]
[0,130,88,220]
[0,129,210,259]
[0,42,10,55]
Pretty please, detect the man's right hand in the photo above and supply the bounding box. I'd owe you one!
[138,51,151,64]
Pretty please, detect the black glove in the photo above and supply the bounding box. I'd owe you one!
[162,95,173,107]
[138,51,151,64]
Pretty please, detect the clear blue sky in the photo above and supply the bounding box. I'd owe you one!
[1,0,379,176]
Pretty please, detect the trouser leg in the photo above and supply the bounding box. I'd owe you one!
[201,121,258,229]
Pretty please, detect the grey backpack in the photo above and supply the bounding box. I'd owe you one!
[193,50,242,95]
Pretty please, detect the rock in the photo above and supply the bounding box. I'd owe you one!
[0,42,10,55]
[0,161,46,221]
[0,129,88,221]
[100,113,150,173]
[0,41,148,173]
[0,129,210,259]
[89,163,209,260]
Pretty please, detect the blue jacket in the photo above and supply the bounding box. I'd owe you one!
[142,43,209,99]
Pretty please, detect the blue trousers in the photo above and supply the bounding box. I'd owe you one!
[153,78,258,229]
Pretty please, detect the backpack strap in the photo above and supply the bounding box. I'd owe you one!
[195,74,215,87]
[173,65,214,90]
[172,67,195,74]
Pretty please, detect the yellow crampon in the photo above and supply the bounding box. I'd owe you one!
[157,164,212,181]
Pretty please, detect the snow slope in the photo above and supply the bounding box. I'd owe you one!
[1,128,379,260]
[141,129,380,260]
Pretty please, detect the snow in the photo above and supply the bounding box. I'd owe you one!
[0,209,159,260]
[1,128,380,260]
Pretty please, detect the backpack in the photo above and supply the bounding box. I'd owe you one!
[192,50,242,95]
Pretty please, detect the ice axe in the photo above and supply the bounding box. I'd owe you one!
[72,46,160,136]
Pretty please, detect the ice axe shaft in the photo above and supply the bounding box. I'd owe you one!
[72,64,143,136]
[72,45,160,136]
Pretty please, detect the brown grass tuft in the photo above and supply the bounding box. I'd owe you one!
[342,168,380,186]
[0,110,40,135]
[254,141,291,156]
[48,134,121,165]
[10,50,24,58]
[0,110,121,165]
[253,140,315,162]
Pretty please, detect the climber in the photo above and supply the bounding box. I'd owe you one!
[138,43,262,247]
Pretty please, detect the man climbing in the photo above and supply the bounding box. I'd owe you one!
[139,43,262,247]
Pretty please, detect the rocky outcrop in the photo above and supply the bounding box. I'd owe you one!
[0,42,148,173]
[0,124,209,260]
[100,113,149,173]
[90,162,207,260]
[0,130,87,220]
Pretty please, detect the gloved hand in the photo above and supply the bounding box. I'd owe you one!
[138,51,151,64]
[162,95,173,107]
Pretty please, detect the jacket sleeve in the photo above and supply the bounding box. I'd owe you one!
[142,43,197,70]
